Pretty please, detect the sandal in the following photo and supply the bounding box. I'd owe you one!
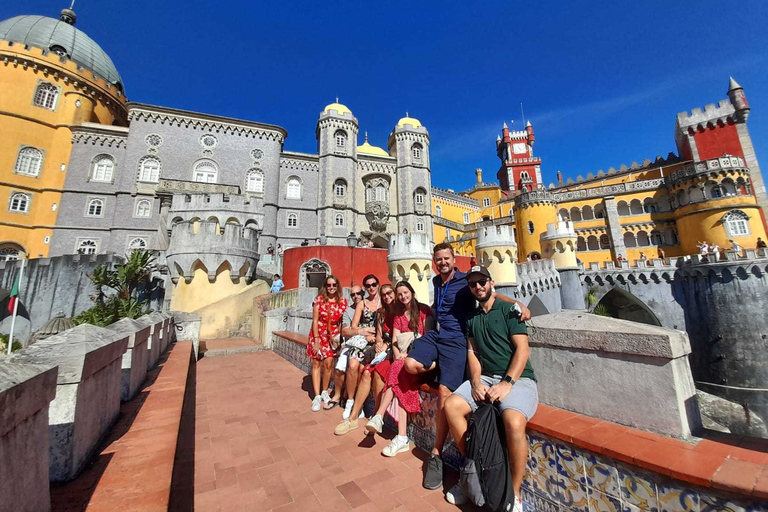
[323,400,339,410]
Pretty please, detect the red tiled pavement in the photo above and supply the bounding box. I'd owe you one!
[193,351,470,512]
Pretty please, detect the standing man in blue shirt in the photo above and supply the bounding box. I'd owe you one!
[404,243,531,490]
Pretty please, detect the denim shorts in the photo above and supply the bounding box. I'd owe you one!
[452,376,538,420]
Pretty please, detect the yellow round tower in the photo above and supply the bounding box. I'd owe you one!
[669,156,767,254]
[387,233,433,304]
[513,190,558,260]
[475,224,518,285]
[540,221,579,269]
[0,9,128,259]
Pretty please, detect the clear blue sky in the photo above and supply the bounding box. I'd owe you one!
[5,1,768,190]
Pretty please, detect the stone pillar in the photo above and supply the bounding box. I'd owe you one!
[558,269,584,310]
[475,224,517,286]
[603,196,626,260]
[387,233,433,304]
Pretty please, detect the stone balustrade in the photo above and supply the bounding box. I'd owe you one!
[0,311,177,510]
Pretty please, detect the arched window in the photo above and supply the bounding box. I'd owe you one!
[334,179,347,197]
[414,188,426,206]
[482,198,491,207]
[599,234,611,249]
[723,210,750,237]
[463,212,470,224]
[651,231,664,246]
[576,237,587,251]
[246,169,264,193]
[0,245,21,261]
[9,193,30,213]
[636,231,650,247]
[193,160,218,183]
[582,205,594,220]
[520,171,531,181]
[412,143,423,160]
[33,82,59,110]
[77,239,98,255]
[623,232,637,248]
[128,238,147,252]
[570,207,582,222]
[435,205,442,217]
[286,177,302,199]
[643,199,657,213]
[617,201,630,216]
[334,212,345,227]
[87,198,104,216]
[287,212,298,228]
[416,220,425,232]
[527,221,535,234]
[710,186,723,198]
[335,130,347,149]
[15,147,43,177]
[138,156,161,183]
[91,155,115,182]
[135,199,152,218]
[587,235,599,251]
[594,204,605,219]
[629,199,643,215]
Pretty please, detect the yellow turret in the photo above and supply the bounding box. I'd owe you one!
[476,224,518,285]
[513,190,558,260]
[540,221,579,269]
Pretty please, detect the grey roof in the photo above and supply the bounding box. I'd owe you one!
[0,14,123,89]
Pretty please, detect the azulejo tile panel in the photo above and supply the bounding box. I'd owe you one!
[618,464,658,512]
[583,453,621,498]
[656,484,699,512]
[589,489,623,512]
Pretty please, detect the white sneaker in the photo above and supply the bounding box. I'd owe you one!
[365,414,384,435]
[513,496,523,512]
[311,395,322,412]
[381,436,410,457]
[342,399,354,420]
[446,484,467,505]
[321,389,332,407]
[359,408,366,419]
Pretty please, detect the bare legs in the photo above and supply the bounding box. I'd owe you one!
[330,369,345,402]
[312,358,334,398]
[349,369,372,419]
[346,359,361,401]
[321,357,333,393]
[371,371,385,412]
[444,394,529,498]
[311,359,322,397]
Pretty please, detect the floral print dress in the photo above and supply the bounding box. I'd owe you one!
[307,295,348,360]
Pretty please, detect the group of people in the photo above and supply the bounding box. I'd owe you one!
[305,243,537,509]
[697,239,747,259]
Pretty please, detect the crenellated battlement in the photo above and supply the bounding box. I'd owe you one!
[541,221,576,241]
[666,155,747,186]
[476,224,516,249]
[676,99,735,132]
[387,233,432,261]
[513,189,556,208]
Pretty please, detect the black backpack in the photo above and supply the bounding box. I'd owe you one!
[460,402,515,512]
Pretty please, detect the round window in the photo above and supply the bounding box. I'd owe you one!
[200,134,218,149]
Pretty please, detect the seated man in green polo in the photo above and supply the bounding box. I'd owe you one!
[443,265,538,511]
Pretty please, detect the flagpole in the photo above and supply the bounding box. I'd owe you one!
[7,257,26,356]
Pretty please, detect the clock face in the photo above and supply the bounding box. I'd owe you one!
[512,143,527,155]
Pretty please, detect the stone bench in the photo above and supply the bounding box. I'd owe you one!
[271,329,768,509]
[0,361,58,512]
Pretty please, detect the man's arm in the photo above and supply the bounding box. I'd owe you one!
[494,293,531,321]
[486,333,531,402]
[467,337,488,402]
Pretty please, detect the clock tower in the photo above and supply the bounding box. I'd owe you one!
[496,120,542,194]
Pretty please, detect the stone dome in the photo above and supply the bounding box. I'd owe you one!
[0,12,123,90]
[35,312,75,340]
[323,102,352,116]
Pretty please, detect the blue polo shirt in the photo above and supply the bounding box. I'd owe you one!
[432,269,476,341]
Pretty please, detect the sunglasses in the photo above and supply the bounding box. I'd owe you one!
[468,279,489,288]
[351,291,365,297]
[364,282,379,289]
[325,283,338,288]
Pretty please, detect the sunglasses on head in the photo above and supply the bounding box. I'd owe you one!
[364,282,378,288]
[468,279,489,288]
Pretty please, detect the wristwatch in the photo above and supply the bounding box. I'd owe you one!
[502,375,515,385]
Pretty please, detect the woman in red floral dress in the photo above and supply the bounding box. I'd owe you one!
[308,275,347,412]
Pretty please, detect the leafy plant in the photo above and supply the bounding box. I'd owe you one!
[585,286,599,307]
[0,334,22,355]
[74,250,156,327]
[592,304,611,317]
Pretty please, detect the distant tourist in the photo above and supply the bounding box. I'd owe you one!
[301,239,310,247]
[616,255,624,263]
[276,244,284,258]
[698,241,709,255]
[270,274,284,293]
[730,239,742,253]
[710,244,721,258]
[639,252,647,261]
[758,237,767,249]
[657,248,666,260]
[367,240,374,248]
[267,244,274,255]
[443,265,536,510]
[308,275,347,412]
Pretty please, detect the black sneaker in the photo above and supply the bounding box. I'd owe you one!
[423,454,443,490]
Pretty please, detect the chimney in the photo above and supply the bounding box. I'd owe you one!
[475,168,483,184]
[557,171,563,186]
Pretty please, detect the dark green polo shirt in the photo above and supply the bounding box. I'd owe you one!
[465,300,536,381]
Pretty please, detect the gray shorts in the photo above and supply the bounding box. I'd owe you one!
[453,376,539,420]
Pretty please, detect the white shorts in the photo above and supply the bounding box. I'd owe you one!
[335,347,350,372]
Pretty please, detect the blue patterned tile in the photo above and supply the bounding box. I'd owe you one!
[699,494,747,512]
[583,452,620,498]
[618,465,657,512]
[656,482,698,512]
[589,489,622,512]
[529,434,564,503]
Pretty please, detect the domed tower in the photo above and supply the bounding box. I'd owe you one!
[389,115,433,242]
[316,101,359,245]
[475,225,518,286]
[0,8,127,258]
[513,189,558,260]
[387,233,433,304]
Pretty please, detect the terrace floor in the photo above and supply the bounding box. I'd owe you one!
[193,350,467,512]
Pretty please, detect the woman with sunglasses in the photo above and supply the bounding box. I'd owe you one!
[308,275,347,412]
[340,274,382,420]
[366,281,433,456]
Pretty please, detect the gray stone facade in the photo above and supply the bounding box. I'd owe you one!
[50,103,435,260]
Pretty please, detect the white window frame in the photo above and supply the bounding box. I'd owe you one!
[414,190,426,205]
[724,210,750,237]
[335,130,347,148]
[435,205,442,217]
[416,220,425,232]
[14,147,44,177]
[138,156,161,183]
[193,160,218,184]
[334,179,347,197]
[86,198,105,217]
[33,82,59,110]
[412,144,422,160]
[286,212,299,228]
[127,237,148,252]
[334,212,345,227]
[9,192,30,213]
[91,155,115,182]
[134,199,152,218]
[286,177,302,200]
[76,238,99,255]
[0,246,20,261]
[463,212,470,224]
[482,197,491,207]
[246,169,265,194]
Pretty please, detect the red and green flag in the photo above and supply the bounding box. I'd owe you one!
[0,275,29,321]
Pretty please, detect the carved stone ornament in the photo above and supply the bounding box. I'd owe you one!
[365,201,389,232]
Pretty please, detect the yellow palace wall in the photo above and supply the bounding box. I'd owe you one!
[0,42,126,257]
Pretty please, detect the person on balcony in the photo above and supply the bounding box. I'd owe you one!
[270,274,284,293]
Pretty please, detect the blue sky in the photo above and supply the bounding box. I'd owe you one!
[5,1,768,190]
